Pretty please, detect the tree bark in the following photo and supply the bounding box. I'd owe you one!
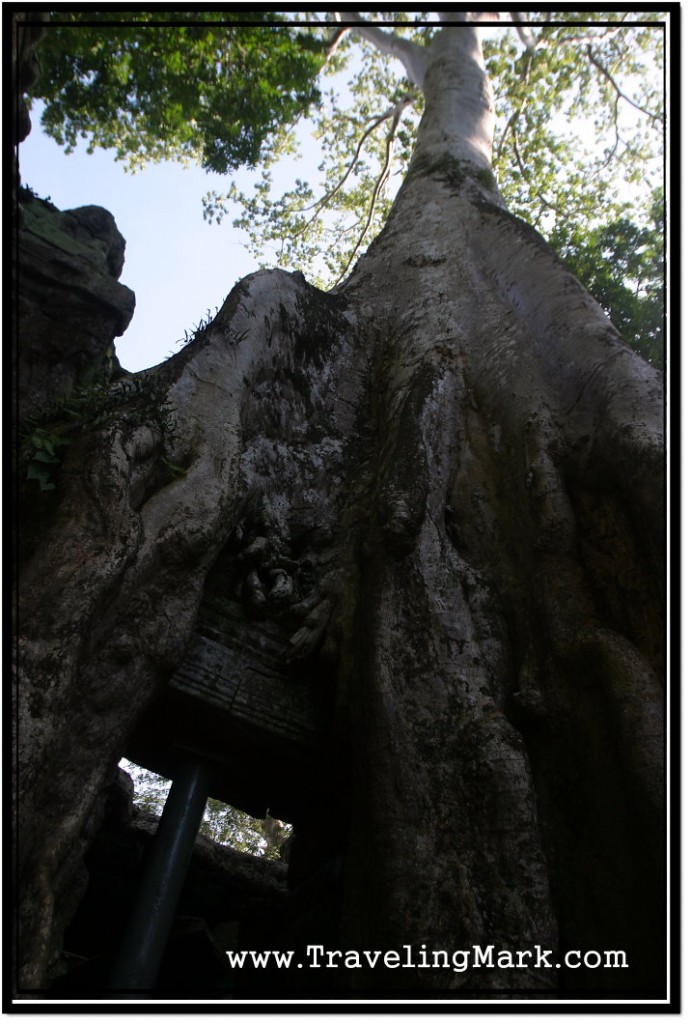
[15,25,665,996]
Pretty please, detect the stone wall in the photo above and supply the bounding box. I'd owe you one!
[15,189,135,428]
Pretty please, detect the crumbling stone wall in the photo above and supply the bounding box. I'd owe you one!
[15,190,135,428]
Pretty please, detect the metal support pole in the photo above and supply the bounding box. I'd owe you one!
[109,756,211,991]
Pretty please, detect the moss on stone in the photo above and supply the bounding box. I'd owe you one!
[406,152,498,194]
[472,166,497,191]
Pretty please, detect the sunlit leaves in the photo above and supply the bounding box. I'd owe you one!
[202,798,292,860]
[549,189,664,368]
[33,10,666,345]
[121,760,291,859]
[486,17,665,248]
[205,26,424,286]
[33,11,324,173]
[203,14,665,300]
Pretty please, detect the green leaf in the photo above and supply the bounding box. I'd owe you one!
[31,450,59,464]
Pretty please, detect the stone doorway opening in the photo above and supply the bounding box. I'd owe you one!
[50,755,300,995]
[120,757,293,860]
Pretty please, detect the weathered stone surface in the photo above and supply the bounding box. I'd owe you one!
[126,574,338,823]
[15,190,135,426]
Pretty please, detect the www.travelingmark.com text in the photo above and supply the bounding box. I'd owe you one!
[224,944,628,973]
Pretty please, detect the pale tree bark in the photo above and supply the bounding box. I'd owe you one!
[335,12,429,89]
[332,27,664,989]
[15,23,665,995]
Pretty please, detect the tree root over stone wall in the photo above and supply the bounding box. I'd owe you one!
[15,167,665,995]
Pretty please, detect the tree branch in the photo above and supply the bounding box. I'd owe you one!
[440,12,501,23]
[586,44,663,123]
[300,94,416,232]
[512,131,560,215]
[495,50,534,164]
[332,96,408,287]
[323,24,351,62]
[335,12,428,90]
[593,89,623,174]
[537,25,628,48]
[509,12,536,52]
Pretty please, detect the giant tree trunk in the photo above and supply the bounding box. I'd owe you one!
[15,25,665,996]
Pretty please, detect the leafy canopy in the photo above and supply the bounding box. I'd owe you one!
[549,189,664,369]
[30,12,666,366]
[216,12,665,364]
[32,11,324,172]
